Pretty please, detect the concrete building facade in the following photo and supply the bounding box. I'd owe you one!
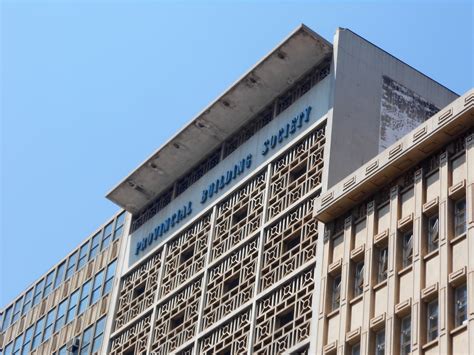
[1,24,470,355]
[0,211,127,354]
[315,91,474,355]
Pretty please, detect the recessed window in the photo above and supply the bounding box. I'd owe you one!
[289,163,306,183]
[275,307,294,330]
[351,343,360,355]
[377,247,388,283]
[133,281,146,299]
[454,283,467,327]
[353,261,364,297]
[180,246,194,264]
[427,215,439,252]
[454,198,466,237]
[400,315,411,355]
[427,299,438,342]
[216,345,232,355]
[123,346,135,355]
[402,232,413,268]
[375,328,385,355]
[331,275,341,311]
[223,275,239,294]
[232,207,247,225]
[283,232,300,253]
[170,311,185,330]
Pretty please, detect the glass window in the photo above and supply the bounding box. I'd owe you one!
[353,262,364,297]
[377,247,388,283]
[22,289,33,315]
[43,271,55,298]
[89,232,101,260]
[102,222,113,250]
[375,329,385,355]
[32,279,44,306]
[78,280,92,315]
[454,198,466,237]
[12,333,23,355]
[91,270,104,305]
[351,343,360,355]
[57,346,67,355]
[31,317,45,350]
[77,242,90,270]
[103,260,117,295]
[454,283,467,327]
[113,212,126,240]
[427,299,438,342]
[54,262,66,289]
[331,275,341,311]
[402,232,413,268]
[65,251,78,280]
[54,299,67,332]
[21,326,34,355]
[427,214,439,252]
[4,341,13,355]
[400,315,411,355]
[66,290,80,324]
[80,325,93,354]
[91,317,106,353]
[42,308,56,342]
[11,298,23,324]
[2,306,13,330]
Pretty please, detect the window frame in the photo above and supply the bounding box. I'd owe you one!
[331,274,341,311]
[427,214,439,252]
[54,261,66,289]
[427,299,438,342]
[401,231,413,268]
[377,247,388,283]
[353,261,364,297]
[454,198,466,237]
[375,328,385,355]
[454,283,467,327]
[400,315,411,355]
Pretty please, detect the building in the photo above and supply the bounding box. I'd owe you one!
[314,92,473,355]
[0,211,127,354]
[0,24,470,355]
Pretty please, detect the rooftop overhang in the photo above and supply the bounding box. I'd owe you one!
[315,89,474,223]
[107,24,332,214]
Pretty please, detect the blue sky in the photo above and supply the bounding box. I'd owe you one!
[1,0,472,308]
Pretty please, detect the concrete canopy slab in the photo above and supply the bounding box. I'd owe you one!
[106,24,332,214]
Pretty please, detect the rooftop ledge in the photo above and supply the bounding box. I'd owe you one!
[106,24,332,214]
[315,89,474,223]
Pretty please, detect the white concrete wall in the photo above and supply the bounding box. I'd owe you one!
[326,28,458,188]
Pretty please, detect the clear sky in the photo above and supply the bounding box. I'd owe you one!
[1,0,472,308]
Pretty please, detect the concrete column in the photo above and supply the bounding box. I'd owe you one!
[410,168,424,355]
[438,150,450,354]
[337,216,353,355]
[360,201,376,354]
[465,133,474,355]
[386,185,400,355]
[316,228,332,354]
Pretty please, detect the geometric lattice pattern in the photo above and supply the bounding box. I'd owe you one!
[151,280,202,355]
[268,125,325,219]
[198,310,252,355]
[202,238,259,329]
[211,172,266,261]
[160,215,211,297]
[253,269,315,354]
[109,314,152,355]
[261,199,318,291]
[114,253,161,330]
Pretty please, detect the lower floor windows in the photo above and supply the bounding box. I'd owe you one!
[400,315,411,355]
[454,283,468,327]
[375,329,385,355]
[427,299,438,342]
